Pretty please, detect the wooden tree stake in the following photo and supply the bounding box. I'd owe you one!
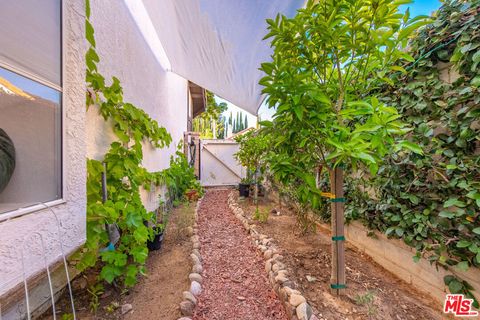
[329,166,346,295]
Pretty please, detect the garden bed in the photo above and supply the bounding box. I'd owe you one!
[40,202,196,320]
[235,195,445,320]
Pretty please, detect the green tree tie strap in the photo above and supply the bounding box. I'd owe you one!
[329,197,346,203]
[332,235,345,241]
[330,284,347,289]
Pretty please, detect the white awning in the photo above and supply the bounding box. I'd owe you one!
[137,0,304,115]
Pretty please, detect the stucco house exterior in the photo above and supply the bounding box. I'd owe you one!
[0,0,302,317]
[0,1,205,318]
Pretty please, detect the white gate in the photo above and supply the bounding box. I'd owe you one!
[200,139,245,186]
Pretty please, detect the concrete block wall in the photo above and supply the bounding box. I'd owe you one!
[344,221,480,307]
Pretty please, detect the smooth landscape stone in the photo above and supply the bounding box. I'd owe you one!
[272,253,283,261]
[189,272,203,283]
[190,281,202,296]
[265,260,273,273]
[264,249,273,259]
[192,263,203,274]
[192,249,201,258]
[284,287,302,296]
[275,273,289,284]
[190,253,201,265]
[180,300,194,316]
[183,291,197,305]
[272,262,286,272]
[296,302,313,320]
[121,304,133,315]
[276,270,288,278]
[289,293,306,307]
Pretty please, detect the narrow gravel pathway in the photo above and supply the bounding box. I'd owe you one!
[193,189,287,320]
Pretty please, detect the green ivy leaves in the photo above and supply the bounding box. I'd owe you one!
[79,0,177,288]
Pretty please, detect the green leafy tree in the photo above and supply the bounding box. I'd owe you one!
[259,0,429,294]
[193,92,227,138]
[234,130,270,209]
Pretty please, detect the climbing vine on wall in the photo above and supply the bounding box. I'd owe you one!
[345,0,480,305]
[77,0,174,287]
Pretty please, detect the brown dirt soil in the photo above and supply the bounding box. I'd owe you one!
[193,189,287,320]
[237,195,445,320]
[40,202,195,320]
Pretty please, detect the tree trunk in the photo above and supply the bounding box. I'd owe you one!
[329,166,346,295]
[254,167,259,206]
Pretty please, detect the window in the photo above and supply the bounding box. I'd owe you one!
[0,0,62,214]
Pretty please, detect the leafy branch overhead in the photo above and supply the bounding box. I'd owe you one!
[260,0,428,176]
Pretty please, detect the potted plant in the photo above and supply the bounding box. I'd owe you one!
[147,223,165,251]
[239,176,252,197]
[185,188,200,201]
[145,208,166,251]
[234,131,269,200]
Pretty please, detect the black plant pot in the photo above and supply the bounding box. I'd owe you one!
[147,228,164,251]
[239,183,250,197]
[257,183,265,197]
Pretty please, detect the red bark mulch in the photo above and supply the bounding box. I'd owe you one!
[193,189,287,320]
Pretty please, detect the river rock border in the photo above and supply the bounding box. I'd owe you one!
[177,197,204,320]
[227,191,318,320]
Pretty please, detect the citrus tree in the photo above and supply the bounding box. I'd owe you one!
[259,0,429,294]
[234,130,270,209]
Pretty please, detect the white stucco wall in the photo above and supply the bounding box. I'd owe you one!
[0,0,86,309]
[87,0,188,211]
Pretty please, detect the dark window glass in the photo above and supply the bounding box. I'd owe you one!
[0,67,62,213]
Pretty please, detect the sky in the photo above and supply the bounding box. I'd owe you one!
[218,0,441,125]
[0,67,60,103]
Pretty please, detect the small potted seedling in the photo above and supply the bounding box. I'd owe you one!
[146,208,166,251]
[147,222,164,251]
